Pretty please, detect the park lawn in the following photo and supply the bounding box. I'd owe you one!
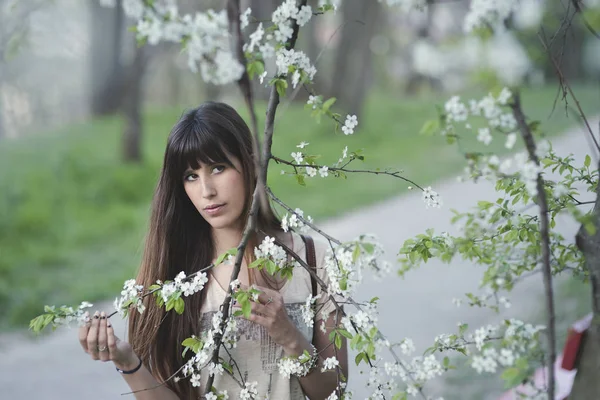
[0,84,598,331]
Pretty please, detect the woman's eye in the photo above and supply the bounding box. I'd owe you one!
[184,173,198,182]
[212,165,225,174]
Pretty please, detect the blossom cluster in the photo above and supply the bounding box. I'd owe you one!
[281,207,314,233]
[277,348,316,378]
[113,279,145,316]
[422,186,442,209]
[469,319,545,374]
[300,293,322,328]
[29,301,95,333]
[100,0,243,84]
[254,236,291,268]
[243,2,316,87]
[160,271,209,301]
[289,142,331,179]
[463,0,519,33]
[342,302,379,334]
[442,89,549,197]
[341,115,358,135]
[179,311,239,386]
[323,235,388,299]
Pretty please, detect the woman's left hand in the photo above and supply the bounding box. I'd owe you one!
[242,285,300,348]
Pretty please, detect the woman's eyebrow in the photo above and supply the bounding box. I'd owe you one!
[183,166,200,174]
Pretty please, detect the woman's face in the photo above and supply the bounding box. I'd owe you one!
[183,155,247,232]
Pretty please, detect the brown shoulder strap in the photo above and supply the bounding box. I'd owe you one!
[301,234,318,298]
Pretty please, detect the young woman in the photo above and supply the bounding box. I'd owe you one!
[78,101,348,399]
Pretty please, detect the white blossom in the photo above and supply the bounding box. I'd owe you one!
[240,381,258,400]
[291,151,304,164]
[342,114,358,135]
[307,95,320,109]
[208,362,224,377]
[240,7,252,29]
[477,127,492,145]
[464,0,519,33]
[322,356,340,372]
[422,186,442,209]
[190,373,201,387]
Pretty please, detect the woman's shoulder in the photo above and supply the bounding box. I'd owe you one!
[286,231,330,263]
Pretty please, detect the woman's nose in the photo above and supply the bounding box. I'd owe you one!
[201,178,216,198]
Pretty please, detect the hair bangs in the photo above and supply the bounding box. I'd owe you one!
[172,119,237,178]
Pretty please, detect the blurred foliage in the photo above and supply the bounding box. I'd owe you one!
[0,84,598,331]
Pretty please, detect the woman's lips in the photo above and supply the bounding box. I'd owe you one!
[204,204,225,215]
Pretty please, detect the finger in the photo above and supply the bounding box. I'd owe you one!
[78,312,91,353]
[87,311,100,360]
[98,312,110,362]
[255,290,280,307]
[250,301,274,318]
[107,319,118,361]
[248,311,269,327]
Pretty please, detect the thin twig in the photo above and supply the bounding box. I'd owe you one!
[267,187,341,245]
[538,29,600,156]
[271,155,425,190]
[511,91,556,400]
[571,0,600,39]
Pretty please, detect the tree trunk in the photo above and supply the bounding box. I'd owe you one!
[90,0,126,116]
[572,162,600,397]
[0,71,4,139]
[328,0,382,119]
[569,328,600,398]
[122,43,148,163]
[405,0,442,94]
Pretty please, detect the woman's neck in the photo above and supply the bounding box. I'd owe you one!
[211,227,244,259]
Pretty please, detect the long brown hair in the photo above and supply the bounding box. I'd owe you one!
[128,102,281,399]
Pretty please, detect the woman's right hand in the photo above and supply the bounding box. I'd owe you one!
[78,310,139,370]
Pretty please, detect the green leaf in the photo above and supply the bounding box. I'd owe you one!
[295,174,306,186]
[322,97,336,111]
[338,329,353,339]
[362,243,375,254]
[335,333,342,349]
[419,119,439,136]
[216,248,238,266]
[242,300,252,319]
[174,297,185,314]
[265,260,277,275]
[165,298,175,311]
[222,361,233,375]
[275,78,288,97]
[585,154,592,168]
[354,352,365,366]
[249,258,264,269]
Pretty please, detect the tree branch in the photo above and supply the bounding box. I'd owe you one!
[204,1,308,395]
[510,92,556,400]
[271,155,425,190]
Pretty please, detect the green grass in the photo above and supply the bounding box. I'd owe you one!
[1,84,598,331]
